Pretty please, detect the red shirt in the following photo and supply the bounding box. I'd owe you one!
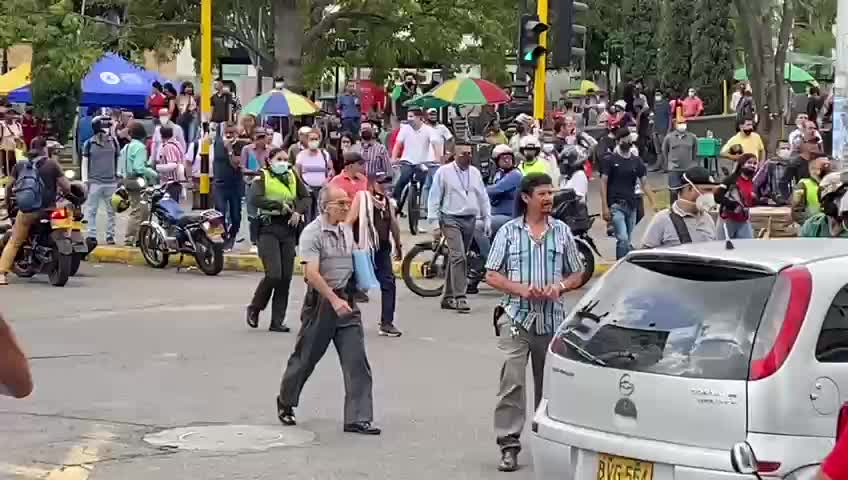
[21,116,41,149]
[823,431,848,480]
[721,175,755,222]
[329,171,368,200]
[682,96,704,118]
[148,92,167,117]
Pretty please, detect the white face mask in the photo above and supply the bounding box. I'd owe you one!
[696,192,717,212]
[688,90,696,97]
[777,148,791,160]
[308,140,320,150]
[159,117,170,126]
[542,143,555,154]
[676,123,687,132]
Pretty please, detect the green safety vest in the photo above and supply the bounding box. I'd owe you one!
[260,169,297,215]
[519,158,548,176]
[799,178,821,216]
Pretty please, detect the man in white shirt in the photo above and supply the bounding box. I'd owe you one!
[391,108,437,214]
[151,108,186,165]
[426,108,454,163]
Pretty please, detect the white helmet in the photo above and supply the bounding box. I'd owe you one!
[516,113,534,126]
[491,144,513,159]
[519,135,541,150]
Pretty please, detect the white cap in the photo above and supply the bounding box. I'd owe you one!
[519,135,541,150]
[614,100,627,109]
[298,126,312,135]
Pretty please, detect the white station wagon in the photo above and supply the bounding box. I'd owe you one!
[532,239,848,480]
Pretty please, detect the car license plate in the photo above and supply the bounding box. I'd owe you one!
[597,454,654,480]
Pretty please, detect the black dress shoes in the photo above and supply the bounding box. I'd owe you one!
[343,422,381,435]
[276,396,296,426]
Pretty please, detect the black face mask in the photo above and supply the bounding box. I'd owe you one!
[741,166,756,176]
[406,81,415,87]
[742,128,754,134]
[360,131,374,141]
[619,142,632,151]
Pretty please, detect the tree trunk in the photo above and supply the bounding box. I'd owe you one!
[273,0,305,92]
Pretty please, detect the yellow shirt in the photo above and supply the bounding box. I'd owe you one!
[721,132,765,161]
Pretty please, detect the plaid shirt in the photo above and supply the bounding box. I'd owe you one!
[485,217,583,335]
[359,141,391,178]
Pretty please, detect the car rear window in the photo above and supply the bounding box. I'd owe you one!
[555,259,776,380]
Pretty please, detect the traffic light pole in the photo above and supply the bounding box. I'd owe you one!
[199,0,212,209]
[533,0,548,121]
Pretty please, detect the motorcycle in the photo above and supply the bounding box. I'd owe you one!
[136,180,225,276]
[552,188,601,288]
[401,235,484,298]
[0,178,88,287]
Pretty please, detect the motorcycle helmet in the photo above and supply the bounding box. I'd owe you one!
[112,187,130,214]
[819,171,848,218]
[558,145,585,177]
[519,135,541,151]
[491,144,513,160]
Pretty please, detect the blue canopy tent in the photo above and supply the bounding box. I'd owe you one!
[7,53,168,108]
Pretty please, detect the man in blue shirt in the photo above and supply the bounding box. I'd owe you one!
[485,173,583,473]
[337,82,361,136]
[487,144,522,237]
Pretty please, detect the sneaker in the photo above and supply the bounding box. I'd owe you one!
[249,245,258,254]
[343,421,381,435]
[0,273,7,286]
[269,325,291,333]
[378,324,402,337]
[454,297,471,313]
[417,224,428,234]
[276,397,296,426]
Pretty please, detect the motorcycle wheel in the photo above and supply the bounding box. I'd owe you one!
[0,231,34,278]
[408,182,419,236]
[70,254,82,276]
[401,242,447,298]
[139,225,169,269]
[576,241,595,288]
[194,235,224,276]
[48,250,72,287]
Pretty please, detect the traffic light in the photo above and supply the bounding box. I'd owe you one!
[550,0,588,68]
[519,14,549,66]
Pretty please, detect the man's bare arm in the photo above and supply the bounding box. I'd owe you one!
[0,313,33,398]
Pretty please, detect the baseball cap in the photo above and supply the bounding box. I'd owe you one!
[343,151,365,166]
[682,166,718,186]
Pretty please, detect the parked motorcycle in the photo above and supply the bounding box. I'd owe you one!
[136,180,225,276]
[552,188,600,287]
[0,180,87,287]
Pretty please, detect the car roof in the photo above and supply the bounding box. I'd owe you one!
[627,239,848,273]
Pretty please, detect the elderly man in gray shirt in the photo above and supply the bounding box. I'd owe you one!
[276,185,380,436]
[642,166,717,248]
[427,141,491,313]
[662,122,699,203]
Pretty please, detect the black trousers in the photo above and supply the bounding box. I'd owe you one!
[250,220,298,328]
[374,245,396,327]
[279,285,374,424]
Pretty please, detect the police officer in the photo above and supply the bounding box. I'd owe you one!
[245,148,310,333]
[276,185,380,435]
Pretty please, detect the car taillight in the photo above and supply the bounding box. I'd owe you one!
[50,208,68,220]
[837,403,848,440]
[749,266,812,381]
[756,461,781,473]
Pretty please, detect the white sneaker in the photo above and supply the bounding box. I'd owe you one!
[249,245,258,254]
[417,224,429,233]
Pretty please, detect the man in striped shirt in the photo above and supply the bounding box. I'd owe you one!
[485,173,583,473]
[358,122,391,179]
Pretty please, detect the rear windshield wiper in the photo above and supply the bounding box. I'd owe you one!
[559,333,607,366]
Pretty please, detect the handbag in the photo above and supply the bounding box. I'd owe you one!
[352,191,380,290]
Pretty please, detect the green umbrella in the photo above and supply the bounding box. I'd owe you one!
[733,64,816,84]
[402,93,452,109]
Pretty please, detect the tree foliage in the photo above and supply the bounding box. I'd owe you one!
[620,0,659,86]
[690,0,735,115]
[657,0,695,94]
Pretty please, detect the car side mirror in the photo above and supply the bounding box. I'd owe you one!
[730,442,758,475]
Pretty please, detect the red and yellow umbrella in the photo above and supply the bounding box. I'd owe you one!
[428,77,510,106]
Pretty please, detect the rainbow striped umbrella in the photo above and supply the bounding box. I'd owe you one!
[242,88,319,116]
[427,77,510,106]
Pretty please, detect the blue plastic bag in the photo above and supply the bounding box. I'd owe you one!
[352,249,380,290]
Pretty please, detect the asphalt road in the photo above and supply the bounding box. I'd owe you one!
[0,263,591,480]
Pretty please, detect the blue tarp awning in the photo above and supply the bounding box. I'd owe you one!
[7,53,169,108]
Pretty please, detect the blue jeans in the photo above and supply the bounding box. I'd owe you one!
[393,163,416,212]
[718,218,754,239]
[85,182,117,240]
[611,203,637,259]
[214,182,243,241]
[668,170,684,204]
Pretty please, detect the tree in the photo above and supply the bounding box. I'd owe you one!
[733,0,795,152]
[621,0,659,86]
[690,0,735,115]
[657,0,695,94]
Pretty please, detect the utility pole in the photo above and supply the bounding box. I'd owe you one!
[532,0,549,121]
[835,0,847,166]
[199,0,212,209]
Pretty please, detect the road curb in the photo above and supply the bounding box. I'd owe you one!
[88,246,614,280]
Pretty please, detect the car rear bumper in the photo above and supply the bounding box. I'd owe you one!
[531,399,758,480]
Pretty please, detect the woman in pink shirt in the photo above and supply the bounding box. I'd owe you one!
[295,128,333,222]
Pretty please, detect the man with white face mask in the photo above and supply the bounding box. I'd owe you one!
[151,108,186,170]
[662,121,698,202]
[642,166,717,248]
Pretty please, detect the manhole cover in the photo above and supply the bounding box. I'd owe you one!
[143,425,315,452]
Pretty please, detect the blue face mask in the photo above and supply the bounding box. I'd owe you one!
[270,161,289,175]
